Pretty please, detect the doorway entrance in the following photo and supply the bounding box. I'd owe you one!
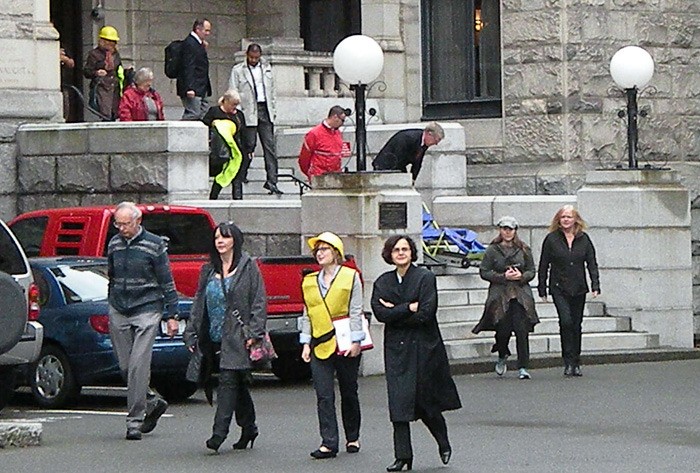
[51,0,84,122]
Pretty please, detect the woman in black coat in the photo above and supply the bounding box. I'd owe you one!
[183,221,267,452]
[538,205,600,377]
[473,216,539,379]
[371,235,461,472]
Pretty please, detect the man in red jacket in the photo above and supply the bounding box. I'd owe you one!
[298,106,347,179]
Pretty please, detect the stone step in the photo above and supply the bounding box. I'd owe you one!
[437,301,605,324]
[435,272,487,290]
[439,316,631,341]
[444,332,660,360]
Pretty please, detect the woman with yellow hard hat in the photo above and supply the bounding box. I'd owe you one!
[299,231,365,459]
[84,25,124,120]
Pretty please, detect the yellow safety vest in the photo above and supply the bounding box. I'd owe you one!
[302,265,356,360]
[212,119,243,187]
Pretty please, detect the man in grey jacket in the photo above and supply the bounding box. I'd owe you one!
[229,43,282,194]
[108,201,180,440]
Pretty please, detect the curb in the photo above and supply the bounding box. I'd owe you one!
[0,422,42,448]
[449,348,700,375]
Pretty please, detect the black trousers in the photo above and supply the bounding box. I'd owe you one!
[243,103,277,186]
[310,352,361,452]
[209,179,243,200]
[212,369,256,439]
[392,405,450,460]
[494,300,530,369]
[551,289,587,366]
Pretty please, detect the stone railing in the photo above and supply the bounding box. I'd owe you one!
[14,121,210,214]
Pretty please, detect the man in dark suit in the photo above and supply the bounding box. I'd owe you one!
[372,122,444,184]
[177,18,212,120]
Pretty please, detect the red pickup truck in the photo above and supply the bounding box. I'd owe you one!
[9,205,359,381]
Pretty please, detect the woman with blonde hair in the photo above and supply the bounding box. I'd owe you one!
[538,205,600,377]
[299,232,364,459]
[202,90,253,200]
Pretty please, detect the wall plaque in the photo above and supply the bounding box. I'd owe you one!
[379,202,407,229]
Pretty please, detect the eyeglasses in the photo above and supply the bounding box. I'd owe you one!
[314,246,333,254]
[113,220,134,229]
[392,247,411,254]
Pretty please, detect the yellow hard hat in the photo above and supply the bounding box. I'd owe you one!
[307,232,344,259]
[99,26,120,42]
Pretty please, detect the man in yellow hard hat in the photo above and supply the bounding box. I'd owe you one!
[84,26,125,120]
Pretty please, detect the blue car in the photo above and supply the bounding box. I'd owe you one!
[24,257,195,408]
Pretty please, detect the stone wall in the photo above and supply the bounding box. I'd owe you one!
[11,122,209,219]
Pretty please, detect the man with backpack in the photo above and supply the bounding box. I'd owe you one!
[174,19,212,120]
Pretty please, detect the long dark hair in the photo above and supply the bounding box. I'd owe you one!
[490,231,529,251]
[209,221,244,275]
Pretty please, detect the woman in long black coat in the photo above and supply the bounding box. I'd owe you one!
[371,235,461,472]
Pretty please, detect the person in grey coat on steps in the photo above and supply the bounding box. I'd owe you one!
[473,216,540,380]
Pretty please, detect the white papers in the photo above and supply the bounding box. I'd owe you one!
[333,315,374,355]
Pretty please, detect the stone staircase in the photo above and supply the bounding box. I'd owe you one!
[240,156,307,200]
[435,267,660,362]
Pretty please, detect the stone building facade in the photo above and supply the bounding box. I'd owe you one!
[1,1,699,336]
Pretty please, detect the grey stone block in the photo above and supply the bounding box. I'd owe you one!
[0,143,17,193]
[0,195,16,221]
[88,123,168,154]
[110,154,168,192]
[17,124,88,156]
[0,123,19,143]
[18,155,55,193]
[0,422,42,448]
[57,155,109,192]
[265,234,301,256]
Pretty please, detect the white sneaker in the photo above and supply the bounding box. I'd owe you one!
[519,368,531,380]
[495,357,507,376]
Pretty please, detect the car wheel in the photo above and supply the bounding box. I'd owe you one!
[30,345,81,408]
[271,355,312,382]
[0,368,16,411]
[152,378,198,403]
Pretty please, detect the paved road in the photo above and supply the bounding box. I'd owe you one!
[2,360,699,472]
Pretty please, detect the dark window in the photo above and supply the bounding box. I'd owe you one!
[300,0,361,52]
[8,217,48,258]
[0,223,29,275]
[104,213,213,256]
[421,0,501,119]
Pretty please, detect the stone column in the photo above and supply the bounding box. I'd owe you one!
[301,172,422,374]
[577,170,693,347]
[0,0,62,122]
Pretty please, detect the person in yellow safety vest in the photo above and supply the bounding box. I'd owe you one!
[299,232,365,459]
[84,25,125,120]
[209,119,244,200]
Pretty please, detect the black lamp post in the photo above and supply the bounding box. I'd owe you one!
[333,35,384,172]
[610,46,655,169]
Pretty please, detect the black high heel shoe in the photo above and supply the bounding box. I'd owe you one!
[232,426,259,450]
[440,449,452,465]
[206,434,225,452]
[386,458,413,471]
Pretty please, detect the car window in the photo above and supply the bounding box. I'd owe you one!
[49,264,109,304]
[0,221,29,275]
[9,217,48,258]
[104,213,212,256]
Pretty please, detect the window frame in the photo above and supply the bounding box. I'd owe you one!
[420,0,502,120]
